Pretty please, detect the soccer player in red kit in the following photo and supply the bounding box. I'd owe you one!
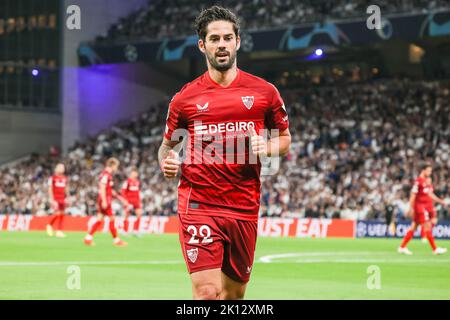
[121,167,143,236]
[158,6,291,300]
[419,176,439,243]
[398,162,448,255]
[84,158,128,246]
[46,163,68,238]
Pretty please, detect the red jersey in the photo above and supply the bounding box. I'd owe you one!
[412,177,434,205]
[121,178,141,204]
[98,169,114,204]
[164,69,289,222]
[48,175,67,203]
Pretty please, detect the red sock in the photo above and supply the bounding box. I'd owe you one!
[134,217,141,232]
[57,215,64,231]
[425,230,437,251]
[124,219,129,232]
[420,227,425,239]
[400,230,414,248]
[89,220,102,236]
[49,214,59,226]
[109,220,118,238]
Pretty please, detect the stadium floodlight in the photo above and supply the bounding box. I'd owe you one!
[31,69,39,76]
[314,48,324,57]
[305,48,325,61]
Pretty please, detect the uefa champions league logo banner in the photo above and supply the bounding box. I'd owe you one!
[80,10,450,65]
[356,220,450,240]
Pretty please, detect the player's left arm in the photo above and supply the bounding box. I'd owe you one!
[65,179,70,206]
[267,128,291,157]
[112,189,128,205]
[430,192,447,206]
[250,127,291,157]
[254,83,291,157]
[120,182,128,198]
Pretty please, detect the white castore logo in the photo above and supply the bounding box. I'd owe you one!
[196,102,209,112]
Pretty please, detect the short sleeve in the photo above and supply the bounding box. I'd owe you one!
[411,181,419,194]
[265,84,289,132]
[164,94,186,141]
[121,181,128,190]
[100,174,109,185]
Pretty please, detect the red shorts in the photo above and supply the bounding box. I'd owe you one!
[178,214,258,283]
[97,200,113,216]
[128,201,141,210]
[414,203,436,224]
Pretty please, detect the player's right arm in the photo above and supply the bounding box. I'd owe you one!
[158,92,186,179]
[47,177,56,207]
[159,138,181,179]
[99,176,108,209]
[121,181,128,199]
[407,182,418,217]
[407,192,416,217]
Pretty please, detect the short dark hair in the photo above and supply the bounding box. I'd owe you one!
[419,161,432,171]
[195,5,240,41]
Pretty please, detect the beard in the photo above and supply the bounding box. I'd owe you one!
[206,49,237,72]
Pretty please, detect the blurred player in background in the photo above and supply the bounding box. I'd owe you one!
[46,163,68,238]
[385,203,396,237]
[420,176,439,243]
[398,162,448,255]
[84,157,128,246]
[159,6,291,299]
[121,167,143,237]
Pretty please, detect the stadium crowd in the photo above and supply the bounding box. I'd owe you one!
[96,0,449,43]
[0,78,449,222]
[261,78,449,221]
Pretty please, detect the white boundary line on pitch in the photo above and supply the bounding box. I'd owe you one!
[258,259,450,263]
[258,251,450,264]
[259,251,391,262]
[0,260,184,266]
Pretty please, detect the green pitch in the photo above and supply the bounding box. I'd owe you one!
[0,231,449,299]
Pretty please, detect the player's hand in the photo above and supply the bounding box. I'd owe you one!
[51,200,58,209]
[162,150,181,179]
[406,209,414,218]
[101,199,108,210]
[249,127,267,157]
[118,196,128,207]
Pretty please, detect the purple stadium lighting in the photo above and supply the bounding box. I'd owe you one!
[305,48,325,61]
[32,69,39,76]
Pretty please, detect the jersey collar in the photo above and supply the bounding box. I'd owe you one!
[205,68,241,89]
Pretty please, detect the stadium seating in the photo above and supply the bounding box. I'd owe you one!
[94,0,450,44]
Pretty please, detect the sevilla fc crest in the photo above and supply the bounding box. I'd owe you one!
[187,248,198,263]
[241,96,254,110]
